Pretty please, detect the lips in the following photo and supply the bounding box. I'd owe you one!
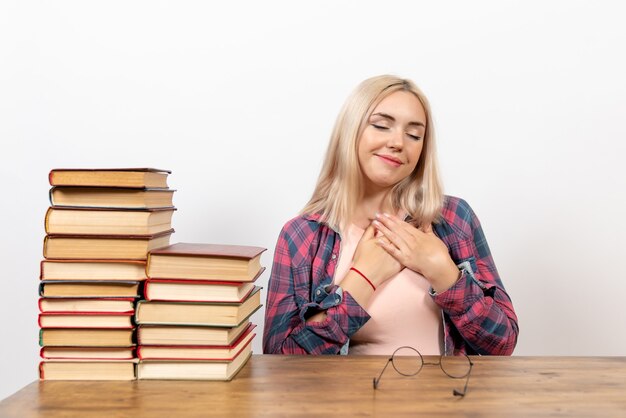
[376,154,403,167]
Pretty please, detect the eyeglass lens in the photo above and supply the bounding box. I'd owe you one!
[440,355,472,378]
[391,346,423,376]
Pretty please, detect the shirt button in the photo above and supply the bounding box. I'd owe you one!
[331,253,337,260]
[316,289,321,296]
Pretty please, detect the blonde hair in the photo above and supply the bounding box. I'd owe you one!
[301,75,444,230]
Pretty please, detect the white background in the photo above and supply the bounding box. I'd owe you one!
[1,0,625,401]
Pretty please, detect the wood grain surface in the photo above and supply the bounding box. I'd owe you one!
[1,355,625,417]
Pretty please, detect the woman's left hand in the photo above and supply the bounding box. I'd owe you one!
[372,213,461,293]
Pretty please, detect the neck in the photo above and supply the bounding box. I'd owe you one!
[351,188,394,229]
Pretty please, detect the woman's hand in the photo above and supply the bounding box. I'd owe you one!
[372,213,460,293]
[352,224,402,288]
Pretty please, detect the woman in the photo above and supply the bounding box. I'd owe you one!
[263,75,518,356]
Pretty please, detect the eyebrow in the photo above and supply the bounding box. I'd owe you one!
[371,112,425,128]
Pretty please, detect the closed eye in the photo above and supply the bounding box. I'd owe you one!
[407,133,422,141]
[372,124,389,130]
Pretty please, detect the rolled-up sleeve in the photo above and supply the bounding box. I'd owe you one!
[263,219,370,355]
[432,197,519,355]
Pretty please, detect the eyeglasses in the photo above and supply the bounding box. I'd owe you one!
[373,346,474,397]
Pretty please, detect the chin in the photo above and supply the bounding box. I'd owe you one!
[370,178,401,189]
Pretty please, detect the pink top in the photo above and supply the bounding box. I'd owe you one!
[334,223,443,355]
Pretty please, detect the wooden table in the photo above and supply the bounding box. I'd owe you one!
[1,355,625,417]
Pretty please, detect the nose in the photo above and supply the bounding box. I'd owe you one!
[386,129,403,150]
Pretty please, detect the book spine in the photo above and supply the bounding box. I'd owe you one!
[42,236,49,259]
[44,207,52,234]
[39,361,45,380]
[134,301,143,326]
[145,252,152,278]
[39,329,44,347]
[144,281,151,300]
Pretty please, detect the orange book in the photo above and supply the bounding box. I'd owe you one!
[49,187,175,209]
[38,297,136,313]
[137,344,252,381]
[38,312,135,329]
[135,287,262,327]
[49,168,170,188]
[43,230,174,260]
[45,206,175,235]
[137,320,251,346]
[39,280,142,298]
[40,260,148,281]
[39,328,135,347]
[39,360,137,380]
[40,346,136,360]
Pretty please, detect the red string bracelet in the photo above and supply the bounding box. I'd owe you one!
[350,267,376,291]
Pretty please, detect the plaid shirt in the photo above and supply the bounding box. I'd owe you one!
[263,196,519,355]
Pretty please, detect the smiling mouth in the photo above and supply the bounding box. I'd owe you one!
[376,154,403,167]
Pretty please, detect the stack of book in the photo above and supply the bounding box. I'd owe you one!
[135,243,265,381]
[38,168,176,380]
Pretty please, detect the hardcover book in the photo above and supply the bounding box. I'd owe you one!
[39,360,137,380]
[137,320,252,346]
[39,281,142,298]
[43,230,174,260]
[45,206,176,235]
[147,243,266,282]
[49,168,170,188]
[49,187,175,209]
[40,346,136,360]
[39,328,135,347]
[144,277,259,303]
[135,287,262,327]
[38,298,136,313]
[38,312,135,329]
[136,344,252,381]
[137,325,255,360]
[40,260,148,281]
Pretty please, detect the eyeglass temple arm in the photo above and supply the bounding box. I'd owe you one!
[372,358,393,389]
[452,364,473,397]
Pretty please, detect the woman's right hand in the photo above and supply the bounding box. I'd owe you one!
[352,224,403,287]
